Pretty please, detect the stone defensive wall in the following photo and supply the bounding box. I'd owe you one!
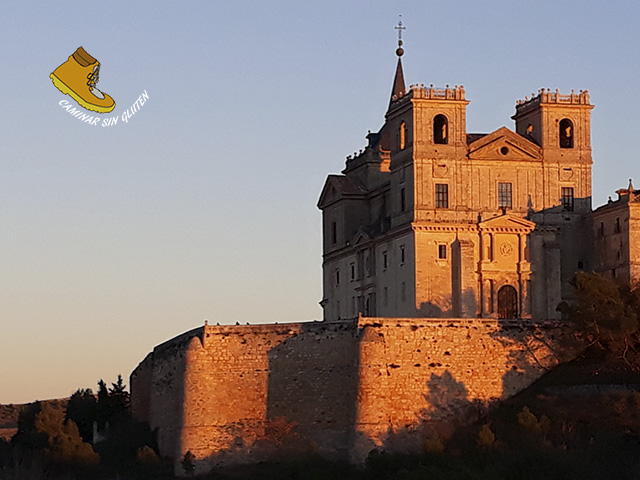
[130,317,578,475]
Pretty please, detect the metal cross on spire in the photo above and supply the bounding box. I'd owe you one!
[395,16,406,46]
[395,16,405,57]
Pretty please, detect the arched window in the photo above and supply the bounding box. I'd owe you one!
[399,121,407,150]
[433,114,448,145]
[559,118,574,148]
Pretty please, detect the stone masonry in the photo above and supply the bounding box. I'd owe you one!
[131,317,575,475]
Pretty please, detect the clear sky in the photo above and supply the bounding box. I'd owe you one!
[1,1,639,404]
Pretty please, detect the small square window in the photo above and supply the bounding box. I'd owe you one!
[438,244,447,259]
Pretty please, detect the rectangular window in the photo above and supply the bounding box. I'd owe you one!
[400,188,406,212]
[335,269,340,286]
[367,249,376,276]
[561,187,574,211]
[600,222,604,236]
[498,182,512,209]
[383,251,388,269]
[350,263,356,281]
[331,221,337,244]
[435,184,449,208]
[400,245,405,264]
[357,296,364,314]
[438,244,447,259]
[489,280,494,313]
[615,218,621,233]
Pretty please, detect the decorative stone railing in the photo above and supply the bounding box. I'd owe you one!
[516,88,590,111]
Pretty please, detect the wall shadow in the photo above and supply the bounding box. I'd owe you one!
[182,320,362,474]
[264,320,360,460]
[488,319,583,399]
[417,288,476,318]
[364,369,491,459]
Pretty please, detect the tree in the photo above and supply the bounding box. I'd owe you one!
[95,374,130,429]
[181,450,195,475]
[108,374,130,419]
[558,272,639,342]
[66,388,97,442]
[12,401,46,450]
[558,272,640,366]
[13,402,98,467]
[476,423,496,449]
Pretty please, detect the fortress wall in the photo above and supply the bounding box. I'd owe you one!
[131,327,203,460]
[352,317,572,461]
[178,321,360,474]
[132,318,577,475]
[130,352,153,423]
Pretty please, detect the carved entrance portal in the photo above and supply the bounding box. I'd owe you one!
[497,285,518,319]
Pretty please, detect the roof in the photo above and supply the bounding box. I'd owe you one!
[317,175,368,209]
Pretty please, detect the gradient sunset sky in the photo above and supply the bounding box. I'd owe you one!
[2,1,640,403]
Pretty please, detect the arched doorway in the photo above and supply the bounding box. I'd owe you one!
[497,285,518,319]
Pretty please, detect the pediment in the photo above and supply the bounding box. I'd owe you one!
[468,126,541,161]
[479,213,536,232]
[317,175,367,209]
[352,230,372,246]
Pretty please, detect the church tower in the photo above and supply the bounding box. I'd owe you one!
[512,89,593,213]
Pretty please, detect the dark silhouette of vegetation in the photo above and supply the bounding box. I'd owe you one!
[558,271,640,367]
[182,450,196,475]
[3,376,165,480]
[66,388,97,442]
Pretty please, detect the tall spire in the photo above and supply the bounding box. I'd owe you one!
[390,17,406,106]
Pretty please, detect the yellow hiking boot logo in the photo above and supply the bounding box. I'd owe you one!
[50,47,115,113]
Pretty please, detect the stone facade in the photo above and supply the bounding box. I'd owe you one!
[591,182,640,283]
[318,50,593,322]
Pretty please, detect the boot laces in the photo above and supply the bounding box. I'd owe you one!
[87,64,100,88]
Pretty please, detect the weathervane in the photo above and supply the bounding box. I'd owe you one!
[395,15,405,57]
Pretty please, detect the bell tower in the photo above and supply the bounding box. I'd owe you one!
[383,22,469,224]
[512,89,593,214]
[512,88,593,165]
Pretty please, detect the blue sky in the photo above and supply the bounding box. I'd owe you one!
[1,1,639,403]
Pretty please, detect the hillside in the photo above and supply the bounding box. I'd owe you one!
[0,398,68,441]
